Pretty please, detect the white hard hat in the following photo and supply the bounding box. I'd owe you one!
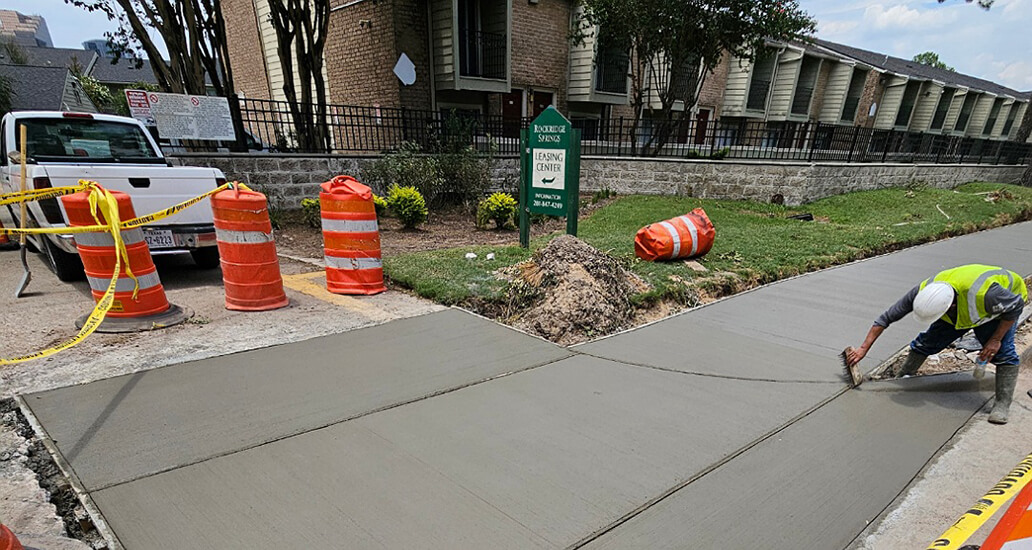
[913,282,954,324]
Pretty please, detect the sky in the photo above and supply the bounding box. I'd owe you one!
[5,0,1031,92]
[800,0,1032,92]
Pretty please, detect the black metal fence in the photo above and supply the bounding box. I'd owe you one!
[163,96,1032,166]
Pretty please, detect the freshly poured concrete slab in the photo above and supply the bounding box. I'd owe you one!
[90,355,835,549]
[581,373,993,550]
[25,308,570,491]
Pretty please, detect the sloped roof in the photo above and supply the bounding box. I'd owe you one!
[0,64,73,110]
[813,38,1024,99]
[0,45,96,71]
[89,56,159,85]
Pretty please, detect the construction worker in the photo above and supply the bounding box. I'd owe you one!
[847,264,1027,424]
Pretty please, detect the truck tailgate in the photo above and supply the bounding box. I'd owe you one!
[43,165,218,225]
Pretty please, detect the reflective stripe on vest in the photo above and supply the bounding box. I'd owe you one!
[920,265,1028,329]
[321,218,379,233]
[325,256,383,270]
[677,215,700,257]
[215,228,274,244]
[658,221,681,259]
[87,271,162,293]
[74,229,145,247]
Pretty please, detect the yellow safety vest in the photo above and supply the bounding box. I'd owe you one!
[920,264,1028,329]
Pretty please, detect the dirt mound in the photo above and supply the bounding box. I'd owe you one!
[507,235,650,345]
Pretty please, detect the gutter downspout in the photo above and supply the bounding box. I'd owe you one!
[764,45,788,123]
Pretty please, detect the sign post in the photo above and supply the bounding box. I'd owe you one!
[519,106,581,248]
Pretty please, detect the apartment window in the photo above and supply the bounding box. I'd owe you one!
[840,69,867,123]
[1001,104,1020,137]
[790,56,821,116]
[747,52,776,111]
[894,80,921,128]
[594,32,629,95]
[982,98,1004,135]
[955,93,977,132]
[930,88,955,131]
[458,0,507,80]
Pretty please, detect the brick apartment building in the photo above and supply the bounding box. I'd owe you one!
[222,0,1030,149]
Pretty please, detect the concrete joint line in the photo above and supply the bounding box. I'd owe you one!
[15,395,126,550]
[565,386,852,550]
[85,353,574,493]
[571,349,843,385]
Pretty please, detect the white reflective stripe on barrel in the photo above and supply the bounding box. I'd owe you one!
[87,271,163,293]
[321,218,379,233]
[324,256,383,270]
[1001,537,1032,550]
[215,228,274,244]
[74,229,145,247]
[658,221,681,260]
[677,215,700,257]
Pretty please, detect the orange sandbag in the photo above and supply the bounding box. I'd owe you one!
[634,208,715,261]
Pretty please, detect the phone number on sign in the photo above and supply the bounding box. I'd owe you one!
[533,200,563,209]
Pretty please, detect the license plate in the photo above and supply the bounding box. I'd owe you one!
[144,230,175,249]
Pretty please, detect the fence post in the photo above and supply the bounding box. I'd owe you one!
[935,136,943,164]
[881,130,891,162]
[995,140,1004,165]
[808,122,818,162]
[228,94,249,153]
[618,117,625,156]
[847,126,859,163]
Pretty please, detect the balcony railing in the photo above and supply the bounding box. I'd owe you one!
[595,53,628,94]
[747,79,770,111]
[791,86,814,115]
[460,31,506,80]
[841,96,861,122]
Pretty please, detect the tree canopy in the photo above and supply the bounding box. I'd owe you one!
[912,51,954,71]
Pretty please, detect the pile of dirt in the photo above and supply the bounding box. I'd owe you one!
[505,235,651,345]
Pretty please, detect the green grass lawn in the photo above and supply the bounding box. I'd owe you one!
[384,182,1032,308]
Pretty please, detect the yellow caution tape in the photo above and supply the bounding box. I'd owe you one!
[927,452,1032,549]
[0,180,246,365]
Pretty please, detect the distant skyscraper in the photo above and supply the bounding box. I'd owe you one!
[0,10,52,48]
[82,38,134,58]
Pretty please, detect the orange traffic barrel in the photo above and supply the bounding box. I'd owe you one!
[0,523,24,550]
[634,207,716,261]
[61,188,189,332]
[0,218,12,248]
[320,176,386,295]
[211,187,288,311]
[981,481,1032,550]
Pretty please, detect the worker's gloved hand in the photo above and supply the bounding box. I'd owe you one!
[847,346,867,367]
[978,338,1001,364]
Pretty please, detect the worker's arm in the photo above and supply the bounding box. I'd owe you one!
[848,286,920,367]
[979,318,1016,363]
[847,325,885,367]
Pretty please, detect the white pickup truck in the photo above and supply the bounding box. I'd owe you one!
[1,111,226,281]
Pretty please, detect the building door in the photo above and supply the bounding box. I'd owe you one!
[502,89,523,138]
[694,109,710,145]
[531,91,554,118]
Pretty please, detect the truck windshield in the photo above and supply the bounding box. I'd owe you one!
[17,118,161,162]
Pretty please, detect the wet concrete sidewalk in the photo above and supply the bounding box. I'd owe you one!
[19,221,1032,549]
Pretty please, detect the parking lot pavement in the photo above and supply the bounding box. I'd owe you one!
[0,248,442,399]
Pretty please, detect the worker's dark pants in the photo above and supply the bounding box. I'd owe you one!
[910,317,1019,365]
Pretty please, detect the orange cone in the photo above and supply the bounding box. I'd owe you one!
[0,218,13,248]
[320,176,386,295]
[61,189,190,332]
[981,481,1032,549]
[0,523,24,550]
[211,187,289,311]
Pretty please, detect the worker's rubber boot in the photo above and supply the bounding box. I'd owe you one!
[989,364,1019,425]
[897,351,927,377]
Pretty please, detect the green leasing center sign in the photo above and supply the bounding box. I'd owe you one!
[519,106,581,247]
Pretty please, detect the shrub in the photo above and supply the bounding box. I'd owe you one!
[364,142,444,205]
[439,146,491,206]
[300,198,321,229]
[477,192,518,229]
[373,193,389,218]
[387,185,428,229]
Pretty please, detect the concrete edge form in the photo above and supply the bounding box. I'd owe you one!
[15,395,125,550]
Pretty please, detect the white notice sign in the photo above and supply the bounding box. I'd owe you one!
[128,91,236,141]
[532,149,565,190]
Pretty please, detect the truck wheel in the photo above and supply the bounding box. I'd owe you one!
[42,237,85,282]
[190,247,221,269]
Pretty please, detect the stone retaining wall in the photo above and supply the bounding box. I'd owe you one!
[171,153,1026,208]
